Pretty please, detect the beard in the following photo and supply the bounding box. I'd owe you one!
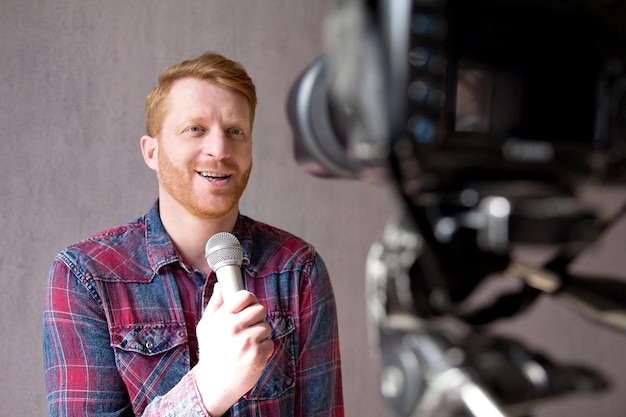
[156,148,251,220]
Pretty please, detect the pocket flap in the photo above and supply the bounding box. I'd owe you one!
[267,311,295,340]
[110,322,187,356]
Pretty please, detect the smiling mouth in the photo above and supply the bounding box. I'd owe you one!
[197,171,231,181]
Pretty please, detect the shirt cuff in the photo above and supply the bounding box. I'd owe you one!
[190,367,213,417]
[141,369,212,417]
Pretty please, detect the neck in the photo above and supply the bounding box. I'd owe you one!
[158,198,239,276]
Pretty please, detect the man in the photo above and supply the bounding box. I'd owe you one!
[43,51,344,417]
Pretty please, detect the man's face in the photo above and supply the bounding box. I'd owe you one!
[145,77,253,220]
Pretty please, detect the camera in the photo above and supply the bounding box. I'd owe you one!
[289,0,626,185]
[288,1,626,416]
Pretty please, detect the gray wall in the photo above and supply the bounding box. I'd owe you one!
[0,1,624,416]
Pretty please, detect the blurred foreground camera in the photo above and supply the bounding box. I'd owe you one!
[288,0,626,416]
[289,0,626,184]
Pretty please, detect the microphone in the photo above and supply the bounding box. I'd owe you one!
[205,232,244,300]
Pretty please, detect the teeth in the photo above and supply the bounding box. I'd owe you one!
[199,171,228,179]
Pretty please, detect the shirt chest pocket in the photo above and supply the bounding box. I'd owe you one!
[109,322,190,396]
[244,311,296,400]
[111,322,187,355]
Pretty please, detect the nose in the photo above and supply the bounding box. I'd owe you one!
[202,129,231,160]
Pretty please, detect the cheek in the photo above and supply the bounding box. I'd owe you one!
[159,142,194,166]
[243,151,253,168]
[157,147,186,176]
[240,143,253,166]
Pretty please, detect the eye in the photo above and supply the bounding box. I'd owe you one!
[229,127,244,136]
[184,126,205,136]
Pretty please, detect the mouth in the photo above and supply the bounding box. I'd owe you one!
[197,171,232,182]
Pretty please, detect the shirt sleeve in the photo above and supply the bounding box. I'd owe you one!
[42,256,210,417]
[294,252,345,417]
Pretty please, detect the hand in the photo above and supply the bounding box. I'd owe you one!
[194,284,274,416]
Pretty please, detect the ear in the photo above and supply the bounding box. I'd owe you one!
[140,135,158,171]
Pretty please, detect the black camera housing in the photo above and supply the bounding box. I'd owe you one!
[398,0,626,186]
[289,0,626,187]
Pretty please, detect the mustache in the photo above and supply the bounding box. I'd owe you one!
[193,161,241,173]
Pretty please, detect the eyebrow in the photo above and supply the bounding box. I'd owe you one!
[175,116,251,131]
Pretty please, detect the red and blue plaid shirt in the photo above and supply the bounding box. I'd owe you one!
[43,201,344,416]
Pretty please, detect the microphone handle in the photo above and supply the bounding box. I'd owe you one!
[216,264,244,300]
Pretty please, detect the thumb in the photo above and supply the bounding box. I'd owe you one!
[204,282,224,315]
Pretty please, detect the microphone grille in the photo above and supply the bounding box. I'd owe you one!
[205,232,243,270]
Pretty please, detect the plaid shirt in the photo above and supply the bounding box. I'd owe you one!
[43,202,344,416]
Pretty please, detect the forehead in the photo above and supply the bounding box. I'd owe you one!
[164,77,250,123]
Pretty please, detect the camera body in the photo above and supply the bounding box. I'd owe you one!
[403,0,626,187]
[289,0,626,187]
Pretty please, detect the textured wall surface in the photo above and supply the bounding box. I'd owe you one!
[0,1,625,416]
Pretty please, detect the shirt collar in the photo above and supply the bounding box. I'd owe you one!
[232,214,252,266]
[145,200,181,273]
[145,200,253,272]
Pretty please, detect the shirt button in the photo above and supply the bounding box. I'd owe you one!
[145,340,154,350]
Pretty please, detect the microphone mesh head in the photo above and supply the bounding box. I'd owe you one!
[205,232,243,270]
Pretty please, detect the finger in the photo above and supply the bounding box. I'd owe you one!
[222,290,260,314]
[242,324,274,360]
[258,336,275,361]
[246,319,272,339]
[232,303,268,330]
[257,321,272,341]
